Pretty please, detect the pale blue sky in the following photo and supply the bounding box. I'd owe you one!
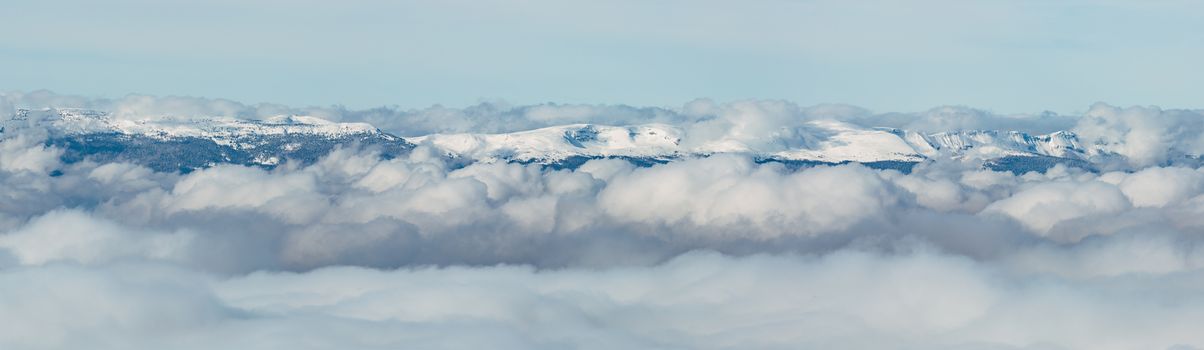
[2,0,1202,113]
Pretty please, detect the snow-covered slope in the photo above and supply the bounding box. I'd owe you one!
[409,119,1095,166]
[918,130,1090,160]
[2,108,412,172]
[768,121,927,163]
[408,124,686,163]
[410,120,929,164]
[6,108,390,142]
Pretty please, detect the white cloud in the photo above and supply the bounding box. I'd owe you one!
[982,180,1131,235]
[1116,166,1204,208]
[3,251,1203,349]
[598,156,900,237]
[162,165,327,224]
[1074,103,1204,168]
[0,132,62,174]
[0,209,192,265]
[6,93,1204,348]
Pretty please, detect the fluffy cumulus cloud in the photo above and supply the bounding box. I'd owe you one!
[4,93,1204,349]
[1073,103,1204,168]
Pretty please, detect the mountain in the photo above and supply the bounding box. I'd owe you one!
[410,120,1101,173]
[0,108,1121,174]
[2,108,413,173]
[407,123,688,168]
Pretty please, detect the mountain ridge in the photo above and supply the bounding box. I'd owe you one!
[409,120,1100,167]
[3,108,413,172]
[0,108,1136,174]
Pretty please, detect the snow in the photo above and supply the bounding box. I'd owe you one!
[4,108,385,140]
[408,124,686,162]
[413,120,925,163]
[410,119,1098,164]
[926,130,1090,161]
[770,120,927,162]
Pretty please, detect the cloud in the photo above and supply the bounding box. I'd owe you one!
[981,179,1131,235]
[0,132,61,174]
[1112,166,1204,208]
[0,209,193,265]
[3,251,1204,350]
[598,156,901,237]
[1073,103,1204,168]
[5,93,1204,348]
[3,129,1204,271]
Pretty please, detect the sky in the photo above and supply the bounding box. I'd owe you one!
[3,0,1203,113]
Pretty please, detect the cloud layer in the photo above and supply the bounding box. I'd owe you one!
[3,93,1204,349]
[6,250,1204,350]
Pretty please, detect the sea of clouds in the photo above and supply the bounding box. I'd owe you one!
[2,91,1204,349]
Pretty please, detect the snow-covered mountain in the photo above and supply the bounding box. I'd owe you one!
[0,108,1127,174]
[409,119,1102,173]
[6,108,389,141]
[408,123,688,165]
[2,108,413,172]
[919,130,1090,160]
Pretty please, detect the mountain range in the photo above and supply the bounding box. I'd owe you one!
[0,108,1137,174]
